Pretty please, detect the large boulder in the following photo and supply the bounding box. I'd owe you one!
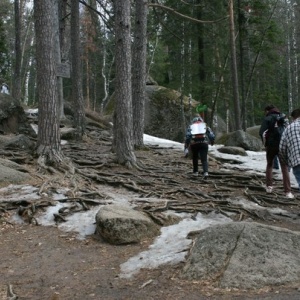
[104,85,227,143]
[224,130,263,151]
[143,85,227,142]
[0,158,33,184]
[181,222,300,289]
[0,94,36,137]
[246,125,261,140]
[0,134,35,152]
[95,204,159,245]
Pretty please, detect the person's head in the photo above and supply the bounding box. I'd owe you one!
[264,104,275,115]
[291,108,300,120]
[192,114,203,123]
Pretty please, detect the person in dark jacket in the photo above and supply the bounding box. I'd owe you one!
[185,114,215,178]
[259,105,294,198]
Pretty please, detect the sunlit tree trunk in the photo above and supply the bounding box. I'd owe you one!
[113,0,136,167]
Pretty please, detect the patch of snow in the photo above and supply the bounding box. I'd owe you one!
[120,212,232,278]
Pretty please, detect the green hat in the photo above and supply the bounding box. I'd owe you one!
[196,104,207,113]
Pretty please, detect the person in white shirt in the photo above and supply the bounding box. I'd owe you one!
[0,83,9,94]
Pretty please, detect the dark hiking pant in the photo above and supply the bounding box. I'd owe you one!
[190,142,209,174]
[266,146,291,193]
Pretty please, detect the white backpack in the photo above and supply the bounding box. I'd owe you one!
[190,121,207,138]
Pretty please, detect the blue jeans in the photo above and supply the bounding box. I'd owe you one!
[293,164,300,191]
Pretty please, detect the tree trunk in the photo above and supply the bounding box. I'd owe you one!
[113,0,136,168]
[196,5,206,102]
[53,0,65,120]
[132,0,148,148]
[228,0,241,130]
[34,0,62,165]
[12,0,22,101]
[237,0,246,130]
[71,0,86,139]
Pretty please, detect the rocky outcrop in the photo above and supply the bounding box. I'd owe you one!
[181,222,300,289]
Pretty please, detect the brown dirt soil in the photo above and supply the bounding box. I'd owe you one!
[1,223,300,300]
[1,128,300,299]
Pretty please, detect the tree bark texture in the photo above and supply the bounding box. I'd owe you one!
[34,0,62,162]
[113,0,136,167]
[53,0,64,120]
[71,0,86,138]
[12,0,22,101]
[228,0,241,130]
[132,0,148,147]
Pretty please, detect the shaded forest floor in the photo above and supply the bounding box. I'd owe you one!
[1,123,300,300]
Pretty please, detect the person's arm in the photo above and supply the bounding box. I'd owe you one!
[259,118,269,141]
[184,126,191,149]
[206,127,215,145]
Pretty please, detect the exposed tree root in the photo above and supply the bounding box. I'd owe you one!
[1,125,300,228]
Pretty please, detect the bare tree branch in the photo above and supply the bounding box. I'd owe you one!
[148,3,228,24]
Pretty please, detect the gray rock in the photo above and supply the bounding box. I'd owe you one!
[0,93,36,137]
[0,158,29,172]
[217,146,248,156]
[225,130,263,151]
[105,85,227,143]
[2,134,35,152]
[60,127,76,140]
[0,164,32,184]
[95,204,159,245]
[181,222,300,289]
[246,125,261,140]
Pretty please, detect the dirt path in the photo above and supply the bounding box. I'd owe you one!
[2,126,300,299]
[1,223,300,300]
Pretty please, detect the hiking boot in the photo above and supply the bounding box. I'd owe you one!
[286,192,295,199]
[192,172,198,177]
[266,186,273,193]
[203,172,208,178]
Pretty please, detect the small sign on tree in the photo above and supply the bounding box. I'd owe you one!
[56,62,71,78]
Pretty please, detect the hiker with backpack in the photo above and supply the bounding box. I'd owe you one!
[184,114,215,178]
[259,105,294,199]
[279,108,300,192]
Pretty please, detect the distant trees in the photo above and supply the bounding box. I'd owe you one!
[0,16,9,81]
[1,0,300,165]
